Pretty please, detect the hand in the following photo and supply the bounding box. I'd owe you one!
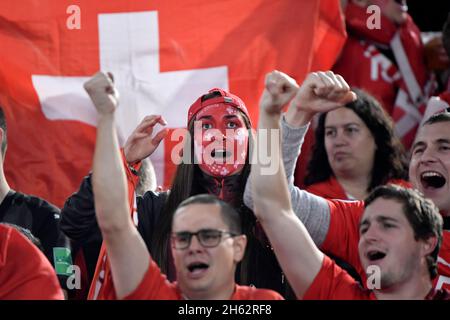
[259,70,299,115]
[124,115,168,164]
[286,71,356,127]
[84,72,119,114]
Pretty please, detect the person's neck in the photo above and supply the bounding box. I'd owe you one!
[335,171,371,200]
[373,273,433,300]
[183,283,236,300]
[198,171,242,206]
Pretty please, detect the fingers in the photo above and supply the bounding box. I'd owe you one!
[83,71,118,113]
[265,70,298,96]
[262,70,299,114]
[341,91,358,104]
[151,127,169,146]
[309,71,355,103]
[134,115,167,134]
[106,72,114,83]
[84,71,114,93]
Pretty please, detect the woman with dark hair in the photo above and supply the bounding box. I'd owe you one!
[61,86,290,299]
[304,88,410,200]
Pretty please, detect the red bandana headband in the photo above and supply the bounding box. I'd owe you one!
[187,88,251,126]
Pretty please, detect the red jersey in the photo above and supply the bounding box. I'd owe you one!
[108,258,284,300]
[0,224,64,299]
[303,256,449,300]
[305,176,411,200]
[321,199,450,290]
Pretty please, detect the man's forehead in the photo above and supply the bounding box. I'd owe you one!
[414,122,450,144]
[361,198,405,222]
[172,203,225,230]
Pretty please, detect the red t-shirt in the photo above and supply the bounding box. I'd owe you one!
[304,256,449,300]
[111,259,284,300]
[0,224,64,299]
[321,199,450,290]
[305,176,412,200]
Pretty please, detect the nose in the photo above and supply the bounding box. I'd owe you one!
[361,225,380,245]
[210,130,227,142]
[188,234,204,252]
[332,129,347,147]
[419,147,438,165]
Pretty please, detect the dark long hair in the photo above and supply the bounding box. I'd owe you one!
[304,88,408,192]
[151,109,254,275]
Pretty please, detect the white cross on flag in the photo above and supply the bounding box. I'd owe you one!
[0,0,346,207]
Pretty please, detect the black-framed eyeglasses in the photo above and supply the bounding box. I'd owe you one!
[171,229,239,249]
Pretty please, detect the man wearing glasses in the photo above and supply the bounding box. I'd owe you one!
[85,72,283,300]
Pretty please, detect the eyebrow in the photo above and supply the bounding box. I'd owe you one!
[224,115,239,120]
[412,138,450,150]
[437,138,450,144]
[197,115,213,121]
[412,141,426,150]
[360,215,399,228]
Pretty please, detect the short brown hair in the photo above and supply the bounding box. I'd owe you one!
[364,185,443,279]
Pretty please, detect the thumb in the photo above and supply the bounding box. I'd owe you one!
[151,128,169,146]
[341,91,357,105]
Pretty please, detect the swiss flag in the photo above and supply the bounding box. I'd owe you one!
[0,0,346,207]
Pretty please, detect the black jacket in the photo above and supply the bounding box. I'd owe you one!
[61,173,295,299]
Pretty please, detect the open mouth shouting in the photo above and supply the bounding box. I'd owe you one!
[366,249,387,263]
[211,149,232,160]
[420,171,447,190]
[186,261,210,279]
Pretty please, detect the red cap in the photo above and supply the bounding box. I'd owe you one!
[187,88,251,126]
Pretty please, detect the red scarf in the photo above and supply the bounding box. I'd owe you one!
[343,3,435,148]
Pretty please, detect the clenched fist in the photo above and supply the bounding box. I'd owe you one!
[84,72,119,114]
[259,70,299,115]
[285,71,357,127]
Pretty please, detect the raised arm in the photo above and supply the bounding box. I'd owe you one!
[252,71,356,298]
[61,98,168,243]
[85,72,165,299]
[244,71,356,245]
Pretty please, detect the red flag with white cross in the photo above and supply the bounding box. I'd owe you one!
[0,0,346,207]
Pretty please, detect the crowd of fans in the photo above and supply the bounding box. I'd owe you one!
[1,0,450,300]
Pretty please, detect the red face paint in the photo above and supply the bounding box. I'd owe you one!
[193,103,249,177]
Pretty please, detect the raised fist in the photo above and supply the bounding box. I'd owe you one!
[290,71,356,115]
[259,70,299,115]
[84,72,119,114]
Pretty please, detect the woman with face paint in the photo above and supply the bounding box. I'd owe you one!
[61,87,294,299]
[148,89,292,298]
